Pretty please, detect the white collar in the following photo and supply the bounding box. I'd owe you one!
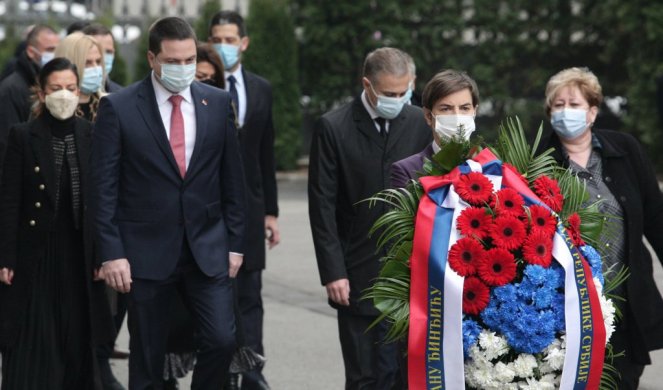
[224,64,244,86]
[360,91,379,120]
[151,71,193,105]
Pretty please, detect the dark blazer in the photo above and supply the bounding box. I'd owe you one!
[308,96,432,314]
[89,77,247,280]
[0,52,39,171]
[0,115,114,347]
[540,129,663,363]
[391,143,435,188]
[239,69,278,271]
[105,78,123,93]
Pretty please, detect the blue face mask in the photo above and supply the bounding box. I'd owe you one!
[104,53,115,76]
[550,108,589,140]
[40,51,55,68]
[159,63,196,93]
[81,66,103,95]
[214,43,240,70]
[370,83,412,119]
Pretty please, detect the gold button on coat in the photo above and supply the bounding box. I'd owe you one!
[34,166,40,173]
[29,220,36,226]
[39,184,45,190]
[35,202,41,208]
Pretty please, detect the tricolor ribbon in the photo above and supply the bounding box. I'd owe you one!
[408,149,605,389]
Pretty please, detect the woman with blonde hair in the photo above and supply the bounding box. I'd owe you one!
[54,32,106,121]
[538,67,663,389]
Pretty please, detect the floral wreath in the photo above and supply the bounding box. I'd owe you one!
[364,118,628,390]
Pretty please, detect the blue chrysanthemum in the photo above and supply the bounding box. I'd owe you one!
[480,263,566,354]
[580,245,604,285]
[462,318,482,358]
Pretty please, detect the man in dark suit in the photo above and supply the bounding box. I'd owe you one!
[208,11,279,389]
[89,17,246,389]
[0,25,59,171]
[83,23,123,93]
[308,47,432,389]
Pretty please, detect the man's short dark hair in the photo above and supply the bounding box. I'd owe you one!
[209,11,247,38]
[148,17,197,55]
[67,21,90,35]
[26,24,57,47]
[82,23,113,37]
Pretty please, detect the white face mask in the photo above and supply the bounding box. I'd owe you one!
[433,114,476,141]
[44,89,79,120]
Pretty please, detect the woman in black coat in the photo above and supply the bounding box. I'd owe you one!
[539,67,663,390]
[0,58,114,389]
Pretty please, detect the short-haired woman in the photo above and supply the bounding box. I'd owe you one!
[539,67,663,389]
[391,69,480,188]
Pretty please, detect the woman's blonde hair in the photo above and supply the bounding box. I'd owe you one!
[54,32,107,121]
[544,67,603,118]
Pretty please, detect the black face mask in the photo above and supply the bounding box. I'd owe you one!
[199,78,220,89]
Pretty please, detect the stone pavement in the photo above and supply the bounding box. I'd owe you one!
[104,175,662,389]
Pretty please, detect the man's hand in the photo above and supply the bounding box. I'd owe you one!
[326,278,350,306]
[265,215,281,249]
[0,268,14,285]
[98,258,132,293]
[229,253,243,278]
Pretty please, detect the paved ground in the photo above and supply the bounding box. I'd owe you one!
[106,176,663,389]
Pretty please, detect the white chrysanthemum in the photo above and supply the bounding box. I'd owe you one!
[512,354,537,378]
[543,342,565,371]
[494,361,516,383]
[518,377,556,390]
[594,277,617,343]
[478,330,509,360]
[539,373,561,387]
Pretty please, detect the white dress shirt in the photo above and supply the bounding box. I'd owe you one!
[361,91,390,133]
[224,64,247,128]
[151,71,197,169]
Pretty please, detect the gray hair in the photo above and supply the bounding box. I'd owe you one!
[363,47,415,84]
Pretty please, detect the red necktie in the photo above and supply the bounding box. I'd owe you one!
[169,95,186,177]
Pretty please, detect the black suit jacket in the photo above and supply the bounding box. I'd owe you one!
[239,69,278,271]
[540,129,663,363]
[89,76,247,280]
[0,52,39,172]
[308,96,432,314]
[0,115,114,347]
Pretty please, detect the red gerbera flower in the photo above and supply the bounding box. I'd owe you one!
[528,204,557,237]
[533,176,564,213]
[457,207,492,239]
[489,215,527,250]
[455,172,493,206]
[566,213,585,247]
[522,230,554,267]
[462,277,490,315]
[478,248,517,286]
[448,237,485,276]
[491,188,525,218]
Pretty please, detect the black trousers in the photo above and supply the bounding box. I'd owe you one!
[127,241,236,390]
[337,310,400,390]
[609,326,646,390]
[235,268,267,389]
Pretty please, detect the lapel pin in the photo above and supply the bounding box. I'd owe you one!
[202,99,208,106]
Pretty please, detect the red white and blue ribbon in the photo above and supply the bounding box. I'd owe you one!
[407,149,605,389]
